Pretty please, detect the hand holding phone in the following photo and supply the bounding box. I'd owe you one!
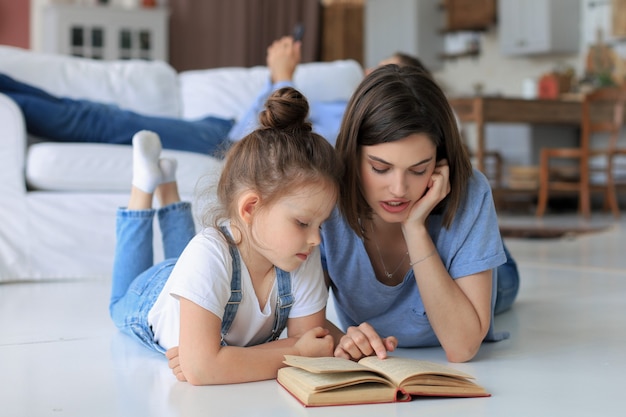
[292,23,305,42]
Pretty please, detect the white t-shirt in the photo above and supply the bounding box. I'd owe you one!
[148,226,328,350]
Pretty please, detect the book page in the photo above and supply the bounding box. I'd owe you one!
[278,367,401,406]
[278,366,393,392]
[401,383,490,398]
[358,356,474,387]
[283,355,374,374]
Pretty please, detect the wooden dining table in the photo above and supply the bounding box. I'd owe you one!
[448,95,583,173]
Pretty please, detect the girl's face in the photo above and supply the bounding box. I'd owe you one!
[252,182,336,272]
[359,133,437,223]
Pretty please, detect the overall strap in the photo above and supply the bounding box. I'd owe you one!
[264,267,294,342]
[220,227,242,346]
[219,227,294,345]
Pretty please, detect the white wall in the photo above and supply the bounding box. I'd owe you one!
[433,29,580,97]
[432,0,616,97]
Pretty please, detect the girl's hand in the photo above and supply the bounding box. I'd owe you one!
[294,327,335,357]
[166,346,187,382]
[405,159,451,226]
[334,322,397,361]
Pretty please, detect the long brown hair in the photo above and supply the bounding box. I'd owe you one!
[201,87,343,242]
[335,64,472,238]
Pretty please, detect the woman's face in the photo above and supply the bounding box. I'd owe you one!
[359,133,437,223]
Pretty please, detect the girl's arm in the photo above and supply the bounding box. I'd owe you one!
[176,298,333,385]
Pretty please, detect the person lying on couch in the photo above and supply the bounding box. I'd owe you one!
[0,37,419,156]
[226,36,426,144]
[0,72,235,156]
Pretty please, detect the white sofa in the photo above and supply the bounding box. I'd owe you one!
[0,45,363,281]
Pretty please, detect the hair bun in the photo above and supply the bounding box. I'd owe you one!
[258,87,312,133]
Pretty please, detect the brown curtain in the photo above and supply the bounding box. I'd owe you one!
[169,0,321,71]
[320,1,363,65]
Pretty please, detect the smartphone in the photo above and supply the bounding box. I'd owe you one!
[292,23,305,42]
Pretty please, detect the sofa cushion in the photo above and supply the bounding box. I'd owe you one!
[179,66,267,121]
[0,45,180,117]
[179,59,364,121]
[26,143,223,195]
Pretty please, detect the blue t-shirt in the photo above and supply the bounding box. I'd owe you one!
[320,169,508,347]
[228,79,346,145]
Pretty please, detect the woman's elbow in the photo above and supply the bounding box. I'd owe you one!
[444,335,485,363]
[445,344,480,363]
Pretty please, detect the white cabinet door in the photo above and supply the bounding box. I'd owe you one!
[365,0,444,71]
[499,0,579,56]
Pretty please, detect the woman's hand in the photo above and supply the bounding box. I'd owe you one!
[334,322,397,361]
[405,159,451,226]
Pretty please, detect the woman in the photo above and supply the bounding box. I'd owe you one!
[321,64,516,363]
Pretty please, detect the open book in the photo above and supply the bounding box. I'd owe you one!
[277,355,490,407]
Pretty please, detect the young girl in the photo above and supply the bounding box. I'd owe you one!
[321,65,515,363]
[109,87,341,385]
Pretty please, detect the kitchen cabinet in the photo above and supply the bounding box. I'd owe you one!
[365,0,443,70]
[443,0,495,32]
[499,0,580,56]
[42,4,168,61]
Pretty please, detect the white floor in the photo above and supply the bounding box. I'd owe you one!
[1,212,625,417]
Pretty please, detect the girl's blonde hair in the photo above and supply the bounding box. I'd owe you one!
[201,87,343,242]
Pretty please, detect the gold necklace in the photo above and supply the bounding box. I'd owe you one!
[370,222,408,280]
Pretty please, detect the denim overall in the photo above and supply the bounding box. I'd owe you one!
[109,202,293,353]
[221,233,294,345]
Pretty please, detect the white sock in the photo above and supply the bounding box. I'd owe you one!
[132,130,163,193]
[159,158,177,184]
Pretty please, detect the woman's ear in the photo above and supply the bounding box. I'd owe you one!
[238,191,260,225]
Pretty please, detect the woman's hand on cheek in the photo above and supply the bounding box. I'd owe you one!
[431,158,451,199]
[406,159,451,225]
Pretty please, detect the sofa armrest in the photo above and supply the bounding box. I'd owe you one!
[0,93,27,193]
[0,93,31,280]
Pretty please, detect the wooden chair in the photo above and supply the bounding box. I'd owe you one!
[535,86,626,218]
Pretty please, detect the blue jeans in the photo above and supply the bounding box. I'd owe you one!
[0,73,234,155]
[109,202,196,353]
[494,244,520,315]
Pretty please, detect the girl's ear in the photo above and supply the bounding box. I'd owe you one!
[238,191,260,225]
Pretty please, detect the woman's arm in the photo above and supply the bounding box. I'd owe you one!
[405,224,493,362]
[402,161,492,363]
[175,298,333,385]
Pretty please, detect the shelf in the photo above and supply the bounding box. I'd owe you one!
[438,26,489,34]
[438,50,480,60]
[42,4,169,61]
